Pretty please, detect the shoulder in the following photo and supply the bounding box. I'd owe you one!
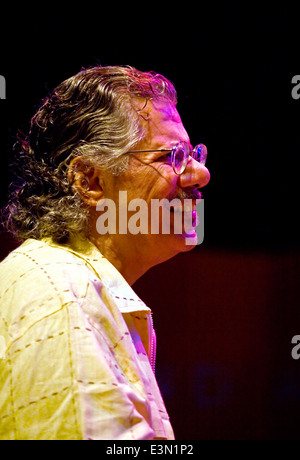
[0,238,107,324]
[0,238,95,289]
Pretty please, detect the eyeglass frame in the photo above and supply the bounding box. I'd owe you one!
[127,141,208,175]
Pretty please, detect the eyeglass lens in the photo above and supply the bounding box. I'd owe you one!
[172,142,207,174]
[173,143,189,174]
[193,144,207,165]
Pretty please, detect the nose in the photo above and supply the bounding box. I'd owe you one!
[178,157,210,189]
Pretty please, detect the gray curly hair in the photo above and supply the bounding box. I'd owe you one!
[3,65,177,243]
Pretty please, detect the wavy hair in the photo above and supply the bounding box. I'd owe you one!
[2,65,177,243]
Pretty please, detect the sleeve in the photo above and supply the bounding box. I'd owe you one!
[0,261,155,440]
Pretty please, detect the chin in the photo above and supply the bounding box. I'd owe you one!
[180,233,198,252]
[165,231,198,256]
[147,231,198,266]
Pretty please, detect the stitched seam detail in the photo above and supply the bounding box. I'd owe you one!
[0,386,71,421]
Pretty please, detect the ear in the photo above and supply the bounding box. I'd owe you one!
[68,156,104,206]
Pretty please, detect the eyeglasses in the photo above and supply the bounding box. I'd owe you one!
[127,141,207,175]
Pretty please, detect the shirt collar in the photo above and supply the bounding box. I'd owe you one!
[43,236,151,315]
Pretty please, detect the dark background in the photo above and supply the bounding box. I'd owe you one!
[1,2,300,439]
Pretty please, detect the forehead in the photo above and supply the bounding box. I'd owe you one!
[137,99,190,149]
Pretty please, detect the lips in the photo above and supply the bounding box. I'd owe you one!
[169,200,199,231]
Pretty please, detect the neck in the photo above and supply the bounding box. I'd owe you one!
[89,232,154,285]
[87,210,182,285]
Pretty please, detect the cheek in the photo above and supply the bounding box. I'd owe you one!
[116,165,178,202]
[124,167,154,197]
[134,175,176,202]
[150,166,178,198]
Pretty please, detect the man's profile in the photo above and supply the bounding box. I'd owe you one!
[0,66,210,440]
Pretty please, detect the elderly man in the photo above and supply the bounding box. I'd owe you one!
[0,66,210,440]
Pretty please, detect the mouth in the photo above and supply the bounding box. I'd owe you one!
[169,200,199,231]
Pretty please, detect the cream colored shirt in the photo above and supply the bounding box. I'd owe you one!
[0,237,174,440]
